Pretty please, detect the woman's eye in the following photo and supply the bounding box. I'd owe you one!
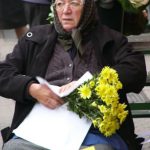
[70,1,80,6]
[56,2,64,7]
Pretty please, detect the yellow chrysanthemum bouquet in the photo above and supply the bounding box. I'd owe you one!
[65,66,128,137]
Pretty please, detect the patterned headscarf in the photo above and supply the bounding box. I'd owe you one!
[52,0,97,35]
[52,0,97,53]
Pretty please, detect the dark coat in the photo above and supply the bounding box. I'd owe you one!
[0,24,146,150]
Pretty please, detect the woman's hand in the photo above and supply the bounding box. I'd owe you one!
[29,83,64,109]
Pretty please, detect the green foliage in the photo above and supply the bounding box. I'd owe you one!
[47,5,54,24]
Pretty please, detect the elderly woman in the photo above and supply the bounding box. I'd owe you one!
[0,0,146,150]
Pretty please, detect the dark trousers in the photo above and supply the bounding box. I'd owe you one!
[3,138,114,150]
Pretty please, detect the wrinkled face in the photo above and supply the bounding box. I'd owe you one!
[54,0,84,31]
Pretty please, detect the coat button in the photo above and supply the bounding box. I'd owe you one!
[27,32,33,37]
[67,77,70,81]
[69,64,72,67]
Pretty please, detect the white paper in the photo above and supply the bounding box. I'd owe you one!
[13,71,93,150]
[142,139,150,144]
[36,71,93,97]
[13,103,92,150]
[137,131,150,144]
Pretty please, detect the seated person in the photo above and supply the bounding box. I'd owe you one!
[0,0,146,149]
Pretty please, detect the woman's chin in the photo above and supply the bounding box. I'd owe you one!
[63,25,76,32]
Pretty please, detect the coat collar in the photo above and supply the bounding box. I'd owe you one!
[25,25,58,77]
[24,24,56,44]
[24,24,115,53]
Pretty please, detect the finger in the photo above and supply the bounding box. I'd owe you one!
[45,99,56,109]
[54,96,64,105]
[49,91,64,105]
[45,98,61,109]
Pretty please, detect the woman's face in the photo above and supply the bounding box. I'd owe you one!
[55,0,84,31]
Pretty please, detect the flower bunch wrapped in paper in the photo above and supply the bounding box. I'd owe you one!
[117,0,150,13]
[65,66,128,137]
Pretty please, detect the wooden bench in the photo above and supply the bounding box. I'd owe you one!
[128,34,150,118]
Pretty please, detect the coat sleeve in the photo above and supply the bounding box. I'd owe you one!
[0,36,36,103]
[112,35,147,93]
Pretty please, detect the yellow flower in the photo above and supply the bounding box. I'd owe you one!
[95,84,108,98]
[115,81,123,90]
[100,66,112,79]
[100,67,118,82]
[78,84,92,99]
[99,115,120,136]
[92,118,102,127]
[66,66,128,137]
[89,80,95,88]
[98,105,107,113]
[82,146,95,150]
[116,103,128,123]
[118,111,128,124]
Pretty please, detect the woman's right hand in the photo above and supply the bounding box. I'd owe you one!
[28,83,64,109]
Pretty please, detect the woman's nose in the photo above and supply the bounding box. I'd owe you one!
[63,4,72,13]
